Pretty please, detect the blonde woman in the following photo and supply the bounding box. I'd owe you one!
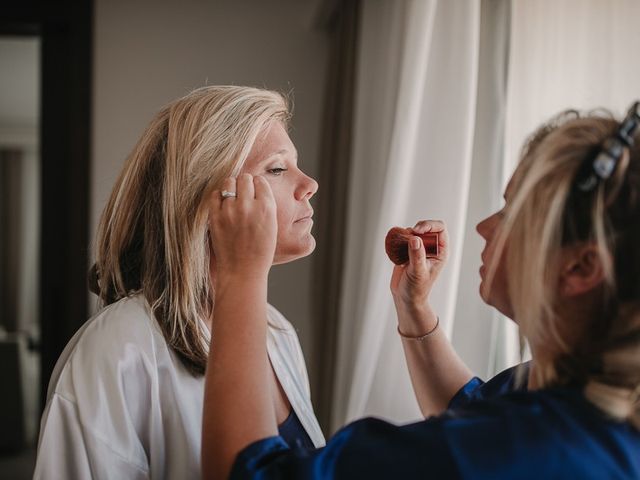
[33,86,325,479]
[202,103,640,478]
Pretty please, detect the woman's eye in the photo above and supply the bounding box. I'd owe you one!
[267,167,288,176]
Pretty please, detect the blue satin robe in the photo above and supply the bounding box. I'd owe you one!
[231,365,640,479]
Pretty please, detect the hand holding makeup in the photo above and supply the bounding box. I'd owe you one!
[388,220,448,314]
[385,227,439,265]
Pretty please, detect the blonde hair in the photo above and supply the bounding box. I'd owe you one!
[490,108,640,429]
[90,86,291,375]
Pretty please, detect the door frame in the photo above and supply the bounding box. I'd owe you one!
[1,0,93,409]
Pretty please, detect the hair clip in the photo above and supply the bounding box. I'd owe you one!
[576,101,640,192]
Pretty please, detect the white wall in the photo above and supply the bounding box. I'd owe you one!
[92,0,329,371]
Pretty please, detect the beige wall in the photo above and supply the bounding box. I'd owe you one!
[92,0,329,370]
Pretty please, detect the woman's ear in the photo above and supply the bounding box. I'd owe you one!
[559,244,606,297]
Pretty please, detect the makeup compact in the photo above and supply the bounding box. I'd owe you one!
[385,227,439,265]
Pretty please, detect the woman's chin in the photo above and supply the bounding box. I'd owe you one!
[273,235,316,265]
[479,287,515,320]
[479,282,489,304]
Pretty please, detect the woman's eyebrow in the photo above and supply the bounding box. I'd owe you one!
[262,148,298,163]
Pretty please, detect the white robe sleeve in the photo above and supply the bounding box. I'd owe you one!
[33,393,150,480]
[33,299,160,480]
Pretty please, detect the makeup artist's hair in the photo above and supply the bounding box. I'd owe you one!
[90,85,290,375]
[489,107,640,429]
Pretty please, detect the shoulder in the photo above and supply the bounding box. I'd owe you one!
[91,294,159,339]
[48,295,163,401]
[266,303,296,332]
[73,294,161,360]
[348,389,639,476]
[436,387,640,475]
[233,389,640,479]
[444,381,588,433]
[449,363,529,409]
[39,295,167,466]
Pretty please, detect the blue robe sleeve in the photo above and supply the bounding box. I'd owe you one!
[229,365,640,479]
[229,374,512,480]
[448,364,528,409]
[231,416,458,480]
[448,376,484,409]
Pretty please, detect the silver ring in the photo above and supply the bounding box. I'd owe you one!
[221,190,237,199]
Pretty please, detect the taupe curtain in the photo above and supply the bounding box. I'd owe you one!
[311,0,361,433]
[0,148,23,334]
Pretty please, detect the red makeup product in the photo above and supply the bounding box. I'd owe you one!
[385,227,439,265]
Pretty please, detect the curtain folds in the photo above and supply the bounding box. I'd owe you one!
[452,0,515,380]
[505,0,640,172]
[326,0,640,433]
[331,0,481,430]
[311,0,361,434]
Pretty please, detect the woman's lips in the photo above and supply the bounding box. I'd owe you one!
[294,210,314,223]
[480,251,487,276]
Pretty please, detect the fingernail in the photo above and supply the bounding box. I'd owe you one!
[411,237,421,250]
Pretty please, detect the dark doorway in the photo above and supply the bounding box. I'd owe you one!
[0,0,92,476]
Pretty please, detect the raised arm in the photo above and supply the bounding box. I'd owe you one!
[201,174,279,479]
[390,221,473,417]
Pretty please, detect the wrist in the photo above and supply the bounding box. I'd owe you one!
[216,262,270,280]
[215,269,269,293]
[395,302,438,337]
[393,295,430,317]
[211,273,269,329]
[397,316,440,341]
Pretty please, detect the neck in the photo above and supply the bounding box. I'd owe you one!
[526,344,554,390]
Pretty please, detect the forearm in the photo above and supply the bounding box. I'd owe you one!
[396,303,473,417]
[202,274,277,480]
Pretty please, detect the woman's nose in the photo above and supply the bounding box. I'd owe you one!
[476,216,491,239]
[296,172,318,201]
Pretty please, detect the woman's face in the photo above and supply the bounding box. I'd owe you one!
[476,179,516,319]
[241,121,318,265]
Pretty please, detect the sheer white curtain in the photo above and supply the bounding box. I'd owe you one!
[330,0,640,432]
[331,0,481,430]
[451,0,514,379]
[505,0,640,174]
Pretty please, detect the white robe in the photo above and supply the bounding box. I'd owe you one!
[33,294,325,479]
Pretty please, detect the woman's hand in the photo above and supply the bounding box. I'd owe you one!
[208,173,277,279]
[204,174,278,479]
[389,221,474,417]
[390,220,448,317]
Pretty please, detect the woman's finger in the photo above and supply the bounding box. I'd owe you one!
[412,220,449,260]
[237,173,255,202]
[220,176,237,202]
[412,219,445,234]
[406,235,427,278]
[254,175,274,203]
